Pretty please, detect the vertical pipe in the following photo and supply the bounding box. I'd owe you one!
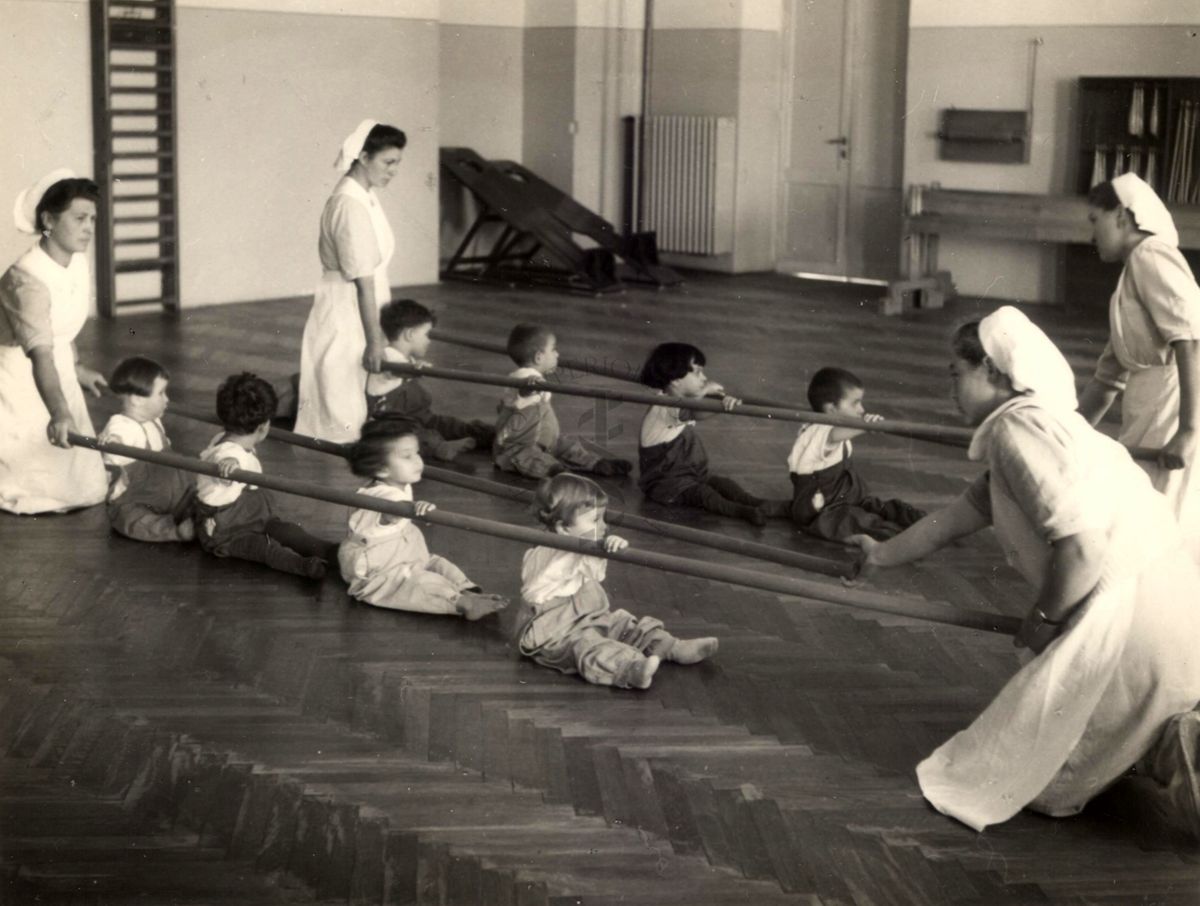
[636,0,654,233]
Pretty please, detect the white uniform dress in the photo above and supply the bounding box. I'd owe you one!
[296,176,395,442]
[338,482,475,614]
[916,396,1200,831]
[1093,236,1200,561]
[0,243,107,514]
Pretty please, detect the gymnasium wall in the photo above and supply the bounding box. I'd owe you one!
[905,0,1200,303]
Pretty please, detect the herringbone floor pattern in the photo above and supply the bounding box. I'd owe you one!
[2,273,1198,903]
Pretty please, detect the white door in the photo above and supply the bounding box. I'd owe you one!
[777,0,907,280]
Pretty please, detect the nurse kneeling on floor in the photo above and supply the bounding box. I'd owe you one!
[849,306,1200,836]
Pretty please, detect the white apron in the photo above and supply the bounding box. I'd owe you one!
[0,245,108,514]
[295,180,394,442]
[1109,266,1200,561]
[916,399,1200,831]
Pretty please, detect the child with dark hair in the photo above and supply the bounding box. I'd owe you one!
[637,342,784,526]
[339,419,508,618]
[365,299,494,461]
[194,372,336,578]
[518,473,717,689]
[494,323,631,479]
[787,366,924,541]
[99,356,195,542]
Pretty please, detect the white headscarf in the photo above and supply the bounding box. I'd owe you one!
[13,167,76,234]
[334,119,379,172]
[978,306,1078,412]
[1112,172,1178,248]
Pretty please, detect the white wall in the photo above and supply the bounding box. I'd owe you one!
[905,2,1200,302]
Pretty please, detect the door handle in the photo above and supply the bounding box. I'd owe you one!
[825,136,848,145]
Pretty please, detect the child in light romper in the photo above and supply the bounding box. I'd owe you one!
[788,367,924,541]
[638,342,787,526]
[99,356,195,542]
[494,323,632,479]
[517,473,718,690]
[366,299,495,461]
[195,372,337,579]
[339,418,509,619]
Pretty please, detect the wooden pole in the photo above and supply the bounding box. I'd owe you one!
[383,360,977,447]
[163,401,850,578]
[69,431,1019,635]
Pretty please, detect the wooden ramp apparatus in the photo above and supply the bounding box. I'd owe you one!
[440,147,681,294]
[90,0,181,316]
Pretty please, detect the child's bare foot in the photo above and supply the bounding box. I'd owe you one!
[456,591,509,621]
[625,655,661,690]
[175,520,196,542]
[433,437,477,461]
[668,637,718,665]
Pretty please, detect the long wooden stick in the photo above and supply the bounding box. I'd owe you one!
[69,431,1020,635]
[384,360,977,446]
[429,328,1165,463]
[164,401,851,578]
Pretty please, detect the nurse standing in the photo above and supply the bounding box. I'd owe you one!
[0,170,109,514]
[295,120,406,442]
[1077,173,1200,561]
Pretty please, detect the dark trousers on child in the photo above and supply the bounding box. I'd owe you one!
[195,489,334,577]
[107,460,196,542]
[790,457,924,542]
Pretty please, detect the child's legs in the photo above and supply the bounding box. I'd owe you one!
[501,444,566,479]
[416,426,460,461]
[107,499,184,543]
[426,413,496,447]
[860,495,926,527]
[264,517,336,560]
[374,567,463,615]
[425,554,474,590]
[217,532,313,577]
[678,481,752,518]
[808,505,900,542]
[570,631,653,689]
[604,609,676,658]
[705,474,764,506]
[552,436,602,471]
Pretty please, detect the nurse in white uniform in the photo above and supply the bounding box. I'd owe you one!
[0,169,109,514]
[296,120,406,442]
[1078,173,1200,562]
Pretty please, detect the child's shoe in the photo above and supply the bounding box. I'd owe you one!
[625,655,661,690]
[667,637,719,665]
[303,557,328,580]
[593,458,633,477]
[740,505,767,527]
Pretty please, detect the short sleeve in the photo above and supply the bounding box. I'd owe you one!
[99,415,141,467]
[640,406,689,446]
[1092,340,1129,391]
[962,471,993,521]
[0,266,53,353]
[1128,241,1200,345]
[324,194,381,281]
[347,483,412,538]
[988,414,1098,542]
[786,424,844,474]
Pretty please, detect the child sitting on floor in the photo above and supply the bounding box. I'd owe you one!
[366,299,495,461]
[638,342,787,526]
[195,372,337,578]
[99,356,195,543]
[339,419,509,619]
[494,323,632,479]
[787,367,924,541]
[518,473,717,689]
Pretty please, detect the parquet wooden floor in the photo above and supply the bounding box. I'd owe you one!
[2,272,1198,904]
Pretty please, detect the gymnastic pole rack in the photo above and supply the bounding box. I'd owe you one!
[69,430,1022,636]
[162,400,850,579]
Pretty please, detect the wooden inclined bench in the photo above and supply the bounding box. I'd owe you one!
[895,185,1200,314]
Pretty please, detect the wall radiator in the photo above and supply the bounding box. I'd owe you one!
[641,115,736,256]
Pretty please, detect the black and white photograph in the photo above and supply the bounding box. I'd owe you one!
[2,0,1200,902]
